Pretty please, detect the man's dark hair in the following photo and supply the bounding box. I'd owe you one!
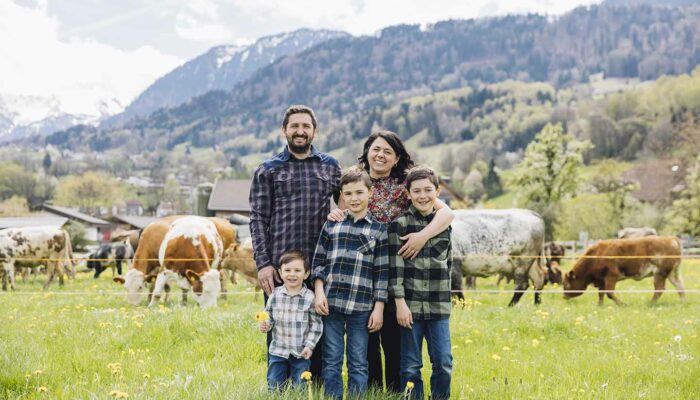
[340,166,372,190]
[405,165,440,190]
[279,249,309,272]
[358,130,415,180]
[282,105,317,129]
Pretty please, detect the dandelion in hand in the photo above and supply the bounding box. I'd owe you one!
[255,311,270,322]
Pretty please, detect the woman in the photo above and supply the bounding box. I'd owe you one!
[329,130,454,392]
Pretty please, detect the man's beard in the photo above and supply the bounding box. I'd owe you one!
[287,135,311,154]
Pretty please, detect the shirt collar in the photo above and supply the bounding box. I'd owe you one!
[280,285,308,297]
[344,209,375,224]
[280,145,321,161]
[408,205,435,221]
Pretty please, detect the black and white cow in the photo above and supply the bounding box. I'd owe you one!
[617,227,658,239]
[451,209,546,306]
[0,226,75,290]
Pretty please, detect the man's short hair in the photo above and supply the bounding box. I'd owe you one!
[405,165,440,190]
[279,249,309,272]
[282,105,317,129]
[340,166,372,190]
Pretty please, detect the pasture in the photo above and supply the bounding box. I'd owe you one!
[1,260,699,399]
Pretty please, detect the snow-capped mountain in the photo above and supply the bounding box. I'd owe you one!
[102,28,350,129]
[0,93,112,143]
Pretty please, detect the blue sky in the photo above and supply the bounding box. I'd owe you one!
[1,0,601,116]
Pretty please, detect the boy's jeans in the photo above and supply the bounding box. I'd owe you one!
[267,354,311,391]
[399,318,452,400]
[322,310,371,400]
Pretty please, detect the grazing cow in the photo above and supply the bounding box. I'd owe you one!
[147,216,232,308]
[87,244,113,278]
[0,226,75,290]
[451,209,546,306]
[111,229,141,251]
[618,227,658,239]
[113,241,133,275]
[113,215,234,306]
[221,237,260,290]
[563,236,684,305]
[545,242,565,285]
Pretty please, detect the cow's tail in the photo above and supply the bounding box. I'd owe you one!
[63,229,76,278]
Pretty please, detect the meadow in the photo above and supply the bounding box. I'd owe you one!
[1,260,698,400]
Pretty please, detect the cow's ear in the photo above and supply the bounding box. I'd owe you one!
[144,274,157,283]
[113,277,125,285]
[185,269,201,283]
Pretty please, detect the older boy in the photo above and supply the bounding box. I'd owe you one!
[260,250,323,391]
[311,167,389,400]
[389,166,453,400]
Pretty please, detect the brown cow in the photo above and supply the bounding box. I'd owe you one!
[563,236,684,305]
[221,237,261,294]
[545,242,565,285]
[113,215,234,305]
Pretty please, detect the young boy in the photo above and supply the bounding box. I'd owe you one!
[259,250,323,391]
[311,167,389,400]
[389,166,453,400]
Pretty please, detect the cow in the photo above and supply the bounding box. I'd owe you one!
[113,241,133,276]
[545,242,565,285]
[147,216,233,308]
[87,244,113,278]
[563,236,684,305]
[451,209,546,306]
[111,229,141,250]
[221,237,260,292]
[113,215,235,306]
[0,226,75,290]
[617,227,658,239]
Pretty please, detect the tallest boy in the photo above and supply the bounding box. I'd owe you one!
[249,105,341,377]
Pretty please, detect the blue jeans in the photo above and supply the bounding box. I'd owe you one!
[400,318,452,400]
[267,354,311,391]
[322,310,371,400]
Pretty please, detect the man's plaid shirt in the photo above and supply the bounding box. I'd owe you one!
[266,285,323,358]
[249,146,341,270]
[311,211,389,314]
[389,206,452,320]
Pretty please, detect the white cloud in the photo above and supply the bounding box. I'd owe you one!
[174,0,235,43]
[0,1,183,116]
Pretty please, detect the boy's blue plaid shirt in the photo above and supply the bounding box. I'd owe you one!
[311,211,389,314]
[389,206,452,319]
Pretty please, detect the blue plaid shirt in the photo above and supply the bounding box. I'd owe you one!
[249,146,341,270]
[311,211,389,314]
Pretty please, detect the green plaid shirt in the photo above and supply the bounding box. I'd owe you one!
[388,206,452,320]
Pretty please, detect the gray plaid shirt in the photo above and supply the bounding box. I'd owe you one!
[311,211,389,314]
[266,285,323,358]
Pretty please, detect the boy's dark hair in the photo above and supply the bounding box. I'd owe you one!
[282,105,317,129]
[279,250,309,272]
[358,130,415,180]
[405,165,440,190]
[340,166,372,190]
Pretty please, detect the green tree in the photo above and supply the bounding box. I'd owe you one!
[512,123,591,240]
[0,162,38,202]
[589,160,639,232]
[42,152,52,172]
[666,157,700,236]
[0,196,30,216]
[55,172,123,214]
[483,159,503,198]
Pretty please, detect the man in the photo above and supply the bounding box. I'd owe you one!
[249,105,341,379]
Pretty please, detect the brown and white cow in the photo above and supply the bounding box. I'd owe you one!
[147,216,234,308]
[113,215,234,306]
[0,226,75,290]
[563,236,684,305]
[221,237,260,291]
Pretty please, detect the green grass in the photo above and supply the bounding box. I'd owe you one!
[1,262,699,399]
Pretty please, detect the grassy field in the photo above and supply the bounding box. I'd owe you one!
[1,260,699,400]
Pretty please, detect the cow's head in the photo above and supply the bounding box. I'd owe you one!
[113,269,151,305]
[562,270,585,299]
[186,269,221,308]
[547,261,563,285]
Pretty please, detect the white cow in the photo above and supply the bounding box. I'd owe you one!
[451,209,546,306]
[0,226,75,290]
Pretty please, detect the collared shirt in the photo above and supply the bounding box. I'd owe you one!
[311,211,389,314]
[266,285,324,358]
[389,206,452,320]
[249,145,341,270]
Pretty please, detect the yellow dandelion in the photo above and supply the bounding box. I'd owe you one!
[255,311,270,322]
[502,346,511,351]
[684,320,692,325]
[143,373,151,379]
[37,386,48,393]
[465,339,473,344]
[407,381,415,390]
[532,339,540,347]
[25,374,32,379]
[300,371,312,381]
[34,370,43,375]
[109,390,129,398]
[492,354,501,361]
